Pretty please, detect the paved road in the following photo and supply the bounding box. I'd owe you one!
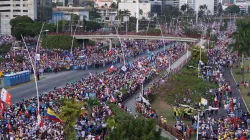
[226,68,249,112]
[9,43,176,103]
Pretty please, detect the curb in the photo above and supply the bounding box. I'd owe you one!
[230,68,250,112]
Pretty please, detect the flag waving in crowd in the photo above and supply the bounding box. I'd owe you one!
[45,108,63,123]
[1,88,12,105]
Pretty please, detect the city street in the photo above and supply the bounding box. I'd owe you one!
[9,43,175,103]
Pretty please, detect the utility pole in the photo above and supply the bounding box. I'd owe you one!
[136,0,139,33]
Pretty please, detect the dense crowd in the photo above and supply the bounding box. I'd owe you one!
[133,21,250,140]
[0,39,187,139]
[0,40,173,75]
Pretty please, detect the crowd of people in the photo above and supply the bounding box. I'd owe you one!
[133,21,250,140]
[0,38,188,139]
[0,40,173,75]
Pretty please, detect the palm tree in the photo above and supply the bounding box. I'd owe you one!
[229,19,250,83]
[139,9,143,15]
[117,9,130,22]
[123,9,131,16]
[110,2,117,9]
[181,4,188,12]
[59,100,85,140]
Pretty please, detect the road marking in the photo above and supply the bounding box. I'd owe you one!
[230,68,250,112]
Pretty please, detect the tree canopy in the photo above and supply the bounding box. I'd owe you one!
[85,21,102,31]
[10,16,56,39]
[225,5,240,14]
[150,60,218,105]
[41,35,78,50]
[162,5,180,22]
[191,45,208,64]
[107,103,162,140]
[58,99,85,140]
[10,16,33,27]
[0,43,11,55]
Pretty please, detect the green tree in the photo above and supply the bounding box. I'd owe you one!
[87,98,99,117]
[0,43,11,55]
[191,45,208,64]
[225,5,240,14]
[162,5,180,22]
[110,2,117,9]
[139,9,143,15]
[85,21,102,31]
[107,103,161,140]
[151,62,218,105]
[181,4,188,12]
[229,18,250,82]
[70,14,80,21]
[10,16,34,39]
[218,2,223,16]
[58,99,85,140]
[10,16,33,28]
[41,35,78,50]
[89,8,101,20]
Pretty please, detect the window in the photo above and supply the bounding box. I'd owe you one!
[23,4,26,7]
[15,4,20,6]
[0,4,11,7]
[0,10,11,12]
[5,15,8,17]
[13,15,20,17]
[13,10,21,12]
[23,10,28,12]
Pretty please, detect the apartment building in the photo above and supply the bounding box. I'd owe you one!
[0,0,52,35]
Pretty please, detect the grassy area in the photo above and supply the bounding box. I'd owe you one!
[160,136,168,140]
[151,97,192,127]
[232,60,250,109]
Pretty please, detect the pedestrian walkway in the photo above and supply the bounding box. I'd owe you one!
[123,51,191,140]
[124,50,191,115]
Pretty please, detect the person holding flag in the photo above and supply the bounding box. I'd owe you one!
[1,88,12,105]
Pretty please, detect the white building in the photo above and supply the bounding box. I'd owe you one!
[97,7,117,22]
[93,0,116,7]
[194,0,217,15]
[0,0,52,35]
[118,2,151,19]
[0,0,35,35]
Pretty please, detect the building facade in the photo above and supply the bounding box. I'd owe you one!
[118,2,151,19]
[96,7,117,22]
[0,0,52,35]
[52,6,91,24]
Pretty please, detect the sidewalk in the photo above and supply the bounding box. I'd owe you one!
[124,51,191,115]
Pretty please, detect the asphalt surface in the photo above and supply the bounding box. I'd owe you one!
[9,43,175,104]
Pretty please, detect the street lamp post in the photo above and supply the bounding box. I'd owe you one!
[179,104,218,140]
[71,24,83,54]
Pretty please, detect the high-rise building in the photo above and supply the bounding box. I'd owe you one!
[0,0,52,35]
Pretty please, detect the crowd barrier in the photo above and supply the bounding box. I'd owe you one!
[48,32,207,39]
[3,71,30,86]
